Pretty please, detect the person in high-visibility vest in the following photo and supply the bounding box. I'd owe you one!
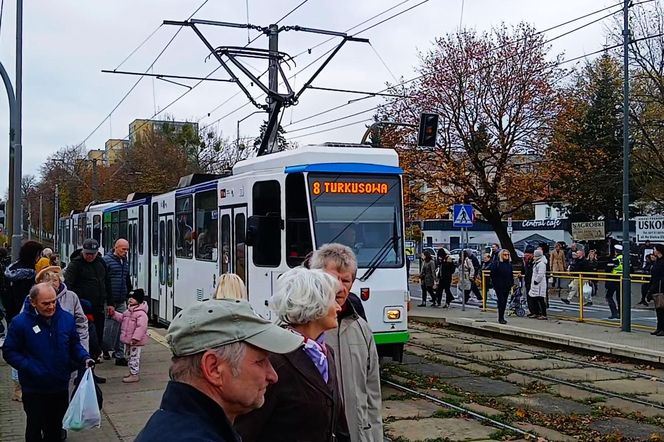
[605,244,623,320]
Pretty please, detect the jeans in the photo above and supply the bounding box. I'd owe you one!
[22,390,69,442]
[109,302,127,359]
[605,281,620,317]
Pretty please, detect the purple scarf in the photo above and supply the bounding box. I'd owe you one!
[289,329,329,383]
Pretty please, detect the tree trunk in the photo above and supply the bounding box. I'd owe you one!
[484,212,521,266]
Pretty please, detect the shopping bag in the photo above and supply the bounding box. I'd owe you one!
[582,282,593,302]
[62,368,101,431]
[103,317,120,352]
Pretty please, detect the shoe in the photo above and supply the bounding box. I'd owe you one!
[499,319,507,325]
[561,299,570,305]
[102,351,111,360]
[122,374,140,383]
[537,316,548,320]
[93,374,106,384]
[115,358,129,367]
[418,303,426,307]
[584,302,593,307]
[638,301,648,306]
[607,316,620,320]
[442,303,449,308]
[656,331,664,337]
[526,313,536,318]
[651,330,661,335]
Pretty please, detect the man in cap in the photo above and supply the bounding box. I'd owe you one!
[605,244,624,320]
[135,299,304,442]
[64,238,112,359]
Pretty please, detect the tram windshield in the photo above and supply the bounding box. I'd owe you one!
[308,173,403,268]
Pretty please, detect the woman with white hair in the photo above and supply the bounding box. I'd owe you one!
[529,249,548,320]
[235,267,350,442]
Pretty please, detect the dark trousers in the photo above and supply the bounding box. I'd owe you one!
[531,297,547,317]
[435,280,453,305]
[496,290,509,321]
[22,390,69,442]
[605,281,620,317]
[92,307,105,349]
[420,284,434,305]
[657,308,664,332]
[464,281,483,302]
[641,283,652,303]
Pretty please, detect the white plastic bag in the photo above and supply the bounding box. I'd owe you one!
[582,282,593,302]
[62,368,101,431]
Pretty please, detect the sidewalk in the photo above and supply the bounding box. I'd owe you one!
[0,328,171,442]
[409,303,664,364]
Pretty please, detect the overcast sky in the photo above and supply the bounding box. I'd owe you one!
[0,0,623,198]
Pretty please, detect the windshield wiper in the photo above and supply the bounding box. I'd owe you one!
[358,234,400,282]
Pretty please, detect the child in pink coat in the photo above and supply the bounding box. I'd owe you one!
[110,289,149,383]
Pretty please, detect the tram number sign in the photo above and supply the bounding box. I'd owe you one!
[636,215,664,242]
[311,181,389,196]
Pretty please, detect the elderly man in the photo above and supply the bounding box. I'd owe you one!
[104,238,132,365]
[135,299,304,442]
[65,238,111,360]
[311,243,383,442]
[3,283,93,441]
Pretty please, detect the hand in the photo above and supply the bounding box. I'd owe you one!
[85,359,95,369]
[130,338,139,346]
[107,306,115,317]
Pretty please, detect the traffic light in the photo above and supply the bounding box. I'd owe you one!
[418,113,438,147]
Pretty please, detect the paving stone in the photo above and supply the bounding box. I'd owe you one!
[639,393,664,405]
[401,353,428,365]
[470,350,534,361]
[549,384,605,401]
[601,397,664,418]
[503,373,553,386]
[382,399,441,419]
[501,358,580,371]
[405,346,468,365]
[590,417,664,440]
[407,362,477,379]
[444,376,521,396]
[385,417,496,441]
[460,402,504,417]
[500,393,592,415]
[380,385,404,398]
[457,362,494,374]
[546,367,631,382]
[515,422,576,441]
[592,378,664,395]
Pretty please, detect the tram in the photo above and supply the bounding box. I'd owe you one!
[58,143,409,360]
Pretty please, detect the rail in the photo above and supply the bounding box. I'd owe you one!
[477,269,654,330]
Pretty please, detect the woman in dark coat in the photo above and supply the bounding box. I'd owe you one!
[435,248,455,308]
[235,268,349,442]
[3,241,43,324]
[419,250,436,307]
[490,249,514,324]
[648,244,664,335]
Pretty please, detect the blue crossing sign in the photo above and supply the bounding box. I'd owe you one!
[452,204,474,228]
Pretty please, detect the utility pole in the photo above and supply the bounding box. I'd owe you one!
[27,198,30,240]
[91,159,99,201]
[54,184,59,249]
[38,194,42,243]
[266,24,279,153]
[621,0,632,332]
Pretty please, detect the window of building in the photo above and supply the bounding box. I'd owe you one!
[152,202,158,256]
[286,174,313,267]
[138,206,144,254]
[252,181,281,267]
[545,207,552,219]
[195,190,218,261]
[175,196,193,258]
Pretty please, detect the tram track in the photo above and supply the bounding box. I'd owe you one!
[410,323,664,384]
[381,379,537,440]
[406,338,664,411]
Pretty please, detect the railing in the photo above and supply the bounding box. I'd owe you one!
[477,269,654,331]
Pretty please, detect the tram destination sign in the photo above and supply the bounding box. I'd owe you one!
[636,215,664,242]
[571,221,605,241]
[311,180,389,195]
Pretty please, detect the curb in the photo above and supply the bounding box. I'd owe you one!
[410,315,664,364]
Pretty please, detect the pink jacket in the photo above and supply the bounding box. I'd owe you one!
[111,302,149,346]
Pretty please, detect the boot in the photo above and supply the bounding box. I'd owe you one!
[122,374,140,383]
[12,382,22,402]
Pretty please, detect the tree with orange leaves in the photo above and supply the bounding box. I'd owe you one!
[379,23,564,256]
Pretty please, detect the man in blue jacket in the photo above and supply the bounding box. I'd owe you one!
[3,282,94,442]
[103,238,132,365]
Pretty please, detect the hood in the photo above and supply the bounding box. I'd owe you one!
[55,282,68,299]
[129,301,149,315]
[5,262,36,282]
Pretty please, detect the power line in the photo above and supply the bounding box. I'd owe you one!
[113,24,163,71]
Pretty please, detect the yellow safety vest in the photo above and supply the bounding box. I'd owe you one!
[612,254,623,274]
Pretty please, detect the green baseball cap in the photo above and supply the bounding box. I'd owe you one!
[166,299,304,357]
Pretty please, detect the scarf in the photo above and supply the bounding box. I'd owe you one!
[289,328,329,383]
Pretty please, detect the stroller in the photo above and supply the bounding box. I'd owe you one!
[507,275,528,317]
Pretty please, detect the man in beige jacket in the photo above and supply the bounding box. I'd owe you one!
[311,243,383,442]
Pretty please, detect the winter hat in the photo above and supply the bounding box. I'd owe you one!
[534,249,543,258]
[615,244,623,251]
[129,289,145,304]
[35,257,51,274]
[35,265,62,283]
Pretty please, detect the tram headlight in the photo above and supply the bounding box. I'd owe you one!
[384,307,402,322]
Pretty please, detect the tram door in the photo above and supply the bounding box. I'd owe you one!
[128,220,138,288]
[219,206,248,289]
[158,214,175,322]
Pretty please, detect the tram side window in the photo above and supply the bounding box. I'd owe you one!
[138,206,144,254]
[195,190,218,261]
[221,214,231,274]
[152,202,158,256]
[175,196,193,259]
[111,212,119,244]
[119,209,128,240]
[252,181,281,267]
[93,215,101,243]
[286,174,313,267]
[235,213,246,283]
[78,217,86,246]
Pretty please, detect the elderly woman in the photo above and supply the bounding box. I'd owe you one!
[489,249,513,324]
[235,267,349,442]
[529,249,548,320]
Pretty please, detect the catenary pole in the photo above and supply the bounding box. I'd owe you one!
[621,0,631,332]
[266,24,279,153]
[10,0,23,260]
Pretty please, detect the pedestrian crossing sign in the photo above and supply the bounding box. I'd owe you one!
[453,204,474,228]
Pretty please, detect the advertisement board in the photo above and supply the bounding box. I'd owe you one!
[571,221,605,241]
[636,215,664,242]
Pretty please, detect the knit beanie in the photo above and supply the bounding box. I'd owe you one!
[129,289,145,304]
